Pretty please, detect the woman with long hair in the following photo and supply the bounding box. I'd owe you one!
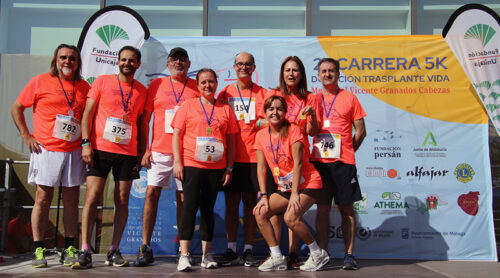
[253,95,329,272]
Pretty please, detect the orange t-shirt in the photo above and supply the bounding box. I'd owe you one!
[312,89,366,165]
[88,74,147,156]
[16,73,90,152]
[217,83,267,163]
[145,76,199,154]
[255,124,322,191]
[171,98,239,169]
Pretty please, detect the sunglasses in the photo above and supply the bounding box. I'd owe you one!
[59,55,77,62]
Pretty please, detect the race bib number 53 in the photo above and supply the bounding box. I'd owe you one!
[195,136,224,162]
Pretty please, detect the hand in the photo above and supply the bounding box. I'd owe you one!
[82,145,94,167]
[221,169,232,187]
[253,197,269,216]
[299,105,315,118]
[23,135,43,154]
[174,160,184,182]
[141,149,152,169]
[287,192,302,214]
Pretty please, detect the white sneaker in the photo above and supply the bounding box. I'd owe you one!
[177,253,192,272]
[299,249,330,271]
[258,255,287,272]
[201,253,218,269]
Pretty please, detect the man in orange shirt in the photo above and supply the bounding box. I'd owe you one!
[73,46,148,269]
[311,58,366,270]
[11,44,90,268]
[217,52,266,267]
[134,47,199,266]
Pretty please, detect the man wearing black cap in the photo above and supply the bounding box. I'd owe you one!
[134,47,199,266]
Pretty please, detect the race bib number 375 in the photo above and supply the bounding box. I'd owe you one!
[103,117,132,144]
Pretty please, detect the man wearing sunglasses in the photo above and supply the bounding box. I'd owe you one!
[134,47,199,266]
[11,44,90,268]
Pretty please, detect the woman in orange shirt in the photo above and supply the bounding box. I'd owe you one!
[253,95,329,272]
[172,68,238,271]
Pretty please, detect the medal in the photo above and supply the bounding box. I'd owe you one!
[122,114,128,121]
[68,110,74,117]
[206,127,212,135]
[323,120,330,128]
[200,97,216,136]
[300,113,307,120]
[274,167,280,176]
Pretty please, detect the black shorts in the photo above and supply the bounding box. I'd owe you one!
[266,165,277,194]
[224,162,259,192]
[86,149,140,181]
[274,188,321,201]
[312,161,362,205]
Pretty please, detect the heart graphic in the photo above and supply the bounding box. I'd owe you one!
[457,191,479,216]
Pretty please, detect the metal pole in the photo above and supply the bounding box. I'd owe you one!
[1,158,12,252]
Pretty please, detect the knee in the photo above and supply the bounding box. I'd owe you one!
[284,212,300,229]
[146,187,161,200]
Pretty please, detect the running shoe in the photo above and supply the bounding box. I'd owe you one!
[219,248,241,266]
[105,248,129,267]
[31,247,47,268]
[133,244,154,267]
[71,249,92,269]
[299,249,330,271]
[177,253,192,272]
[201,253,218,269]
[60,245,79,266]
[242,249,259,267]
[258,255,287,272]
[343,253,358,270]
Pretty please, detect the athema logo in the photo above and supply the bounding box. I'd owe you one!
[96,25,129,47]
[464,24,496,47]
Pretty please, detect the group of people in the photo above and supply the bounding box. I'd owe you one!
[11,43,366,273]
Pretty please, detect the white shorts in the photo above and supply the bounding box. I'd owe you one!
[147,152,183,191]
[28,146,85,187]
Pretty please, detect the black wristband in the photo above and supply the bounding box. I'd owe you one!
[81,138,90,145]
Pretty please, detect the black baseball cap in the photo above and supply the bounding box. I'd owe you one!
[168,47,189,58]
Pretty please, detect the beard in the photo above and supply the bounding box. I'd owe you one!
[58,65,74,78]
[119,65,136,76]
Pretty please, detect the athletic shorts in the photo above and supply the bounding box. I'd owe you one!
[86,150,140,181]
[28,146,85,187]
[183,166,226,192]
[312,161,362,205]
[265,165,277,195]
[224,162,259,192]
[274,188,321,201]
[147,152,183,190]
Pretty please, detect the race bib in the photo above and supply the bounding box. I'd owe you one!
[228,97,256,124]
[277,171,305,192]
[164,106,179,133]
[52,114,81,142]
[103,117,132,144]
[313,133,341,159]
[195,136,224,162]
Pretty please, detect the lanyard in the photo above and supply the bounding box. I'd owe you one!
[269,127,280,165]
[56,76,75,109]
[170,77,188,104]
[116,75,134,114]
[199,97,216,126]
[290,94,306,123]
[321,89,339,119]
[236,83,253,114]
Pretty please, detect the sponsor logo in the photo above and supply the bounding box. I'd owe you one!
[130,168,147,198]
[454,163,475,183]
[457,191,479,216]
[406,166,449,181]
[417,194,447,214]
[413,131,447,158]
[96,25,130,47]
[372,130,403,159]
[464,24,495,47]
[86,77,96,85]
[365,167,400,179]
[328,226,345,239]
[353,192,368,214]
[401,228,409,239]
[375,192,408,215]
[356,227,371,240]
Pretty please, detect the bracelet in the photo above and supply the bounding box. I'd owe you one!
[81,138,90,146]
[226,165,233,172]
[257,119,262,127]
[260,192,268,198]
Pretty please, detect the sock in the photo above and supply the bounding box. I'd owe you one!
[82,243,91,252]
[34,240,44,249]
[64,237,76,249]
[308,241,322,256]
[269,246,282,258]
[228,242,237,252]
[244,244,253,251]
[109,244,118,253]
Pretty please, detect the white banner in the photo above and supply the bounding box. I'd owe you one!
[77,5,150,85]
[443,4,500,136]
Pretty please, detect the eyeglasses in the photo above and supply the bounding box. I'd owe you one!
[59,55,76,62]
[169,56,188,62]
[235,62,254,68]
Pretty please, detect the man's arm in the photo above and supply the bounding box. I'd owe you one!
[11,101,42,153]
[81,98,97,166]
[352,118,366,151]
